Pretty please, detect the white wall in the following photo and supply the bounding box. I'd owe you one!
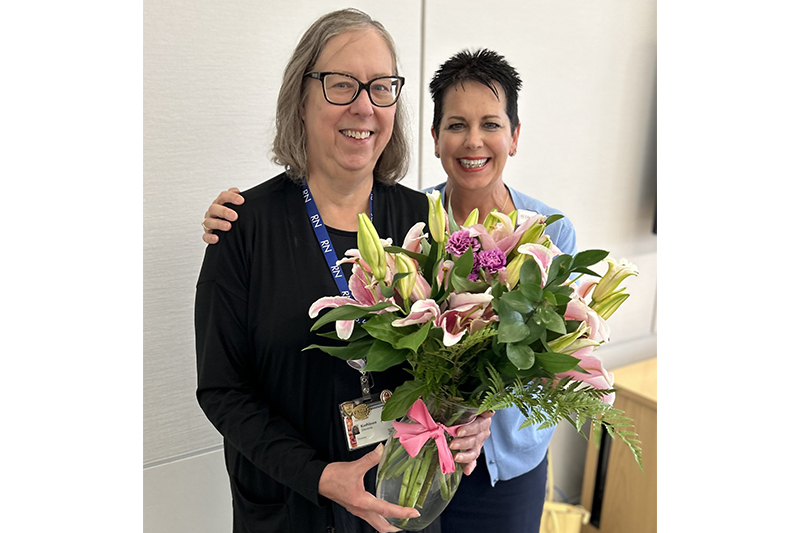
[144,1,656,530]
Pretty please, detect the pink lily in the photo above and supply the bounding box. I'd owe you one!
[565,299,610,343]
[516,243,556,287]
[392,299,441,327]
[436,259,455,292]
[308,261,399,340]
[401,222,428,254]
[466,215,536,256]
[575,276,599,301]
[435,291,495,346]
[555,347,615,404]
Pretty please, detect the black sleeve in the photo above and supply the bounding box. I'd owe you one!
[194,207,329,506]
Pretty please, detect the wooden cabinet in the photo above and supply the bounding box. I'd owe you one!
[580,358,657,533]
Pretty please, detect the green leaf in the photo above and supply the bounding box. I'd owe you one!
[453,246,475,278]
[422,240,440,281]
[544,254,572,288]
[420,238,431,256]
[497,308,530,343]
[362,313,407,345]
[544,214,564,226]
[446,195,460,235]
[381,380,428,421]
[571,249,609,269]
[536,351,580,373]
[450,272,489,294]
[552,292,572,306]
[506,343,536,370]
[534,306,566,334]
[379,280,395,299]
[520,282,543,302]
[310,302,396,331]
[315,326,369,342]
[394,321,432,353]
[491,279,508,300]
[500,290,534,315]
[391,272,411,285]
[303,338,373,361]
[363,341,410,372]
[521,316,546,345]
[384,246,428,265]
[572,267,602,277]
[519,256,542,287]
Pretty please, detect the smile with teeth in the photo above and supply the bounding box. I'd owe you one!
[341,129,372,140]
[458,158,489,169]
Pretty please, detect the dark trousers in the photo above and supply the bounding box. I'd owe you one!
[440,452,548,533]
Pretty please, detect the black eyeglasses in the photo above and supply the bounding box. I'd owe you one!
[305,72,405,107]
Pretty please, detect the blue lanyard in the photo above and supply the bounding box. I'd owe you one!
[302,181,373,298]
[303,181,374,386]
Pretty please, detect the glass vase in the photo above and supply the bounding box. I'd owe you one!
[375,395,479,531]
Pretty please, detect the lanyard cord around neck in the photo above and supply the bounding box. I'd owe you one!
[302,181,374,392]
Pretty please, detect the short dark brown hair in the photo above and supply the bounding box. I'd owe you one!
[429,49,522,136]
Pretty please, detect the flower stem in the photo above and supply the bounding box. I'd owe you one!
[437,466,449,501]
[416,452,438,508]
[379,439,407,479]
[398,458,414,508]
[406,445,435,509]
[377,438,395,479]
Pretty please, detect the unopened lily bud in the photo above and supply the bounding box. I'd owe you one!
[427,190,447,243]
[591,291,630,320]
[394,253,417,301]
[550,323,600,354]
[463,208,480,227]
[515,220,546,249]
[357,213,387,281]
[592,257,638,303]
[504,253,527,289]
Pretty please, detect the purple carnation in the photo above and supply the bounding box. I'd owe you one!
[475,248,507,274]
[445,230,481,257]
[468,248,508,281]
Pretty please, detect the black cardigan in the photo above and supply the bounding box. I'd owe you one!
[195,173,437,532]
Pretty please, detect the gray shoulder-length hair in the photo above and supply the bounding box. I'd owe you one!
[271,8,410,185]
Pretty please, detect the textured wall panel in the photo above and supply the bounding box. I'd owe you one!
[144,450,232,532]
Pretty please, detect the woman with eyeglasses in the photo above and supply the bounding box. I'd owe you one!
[194,9,491,533]
[201,47,578,533]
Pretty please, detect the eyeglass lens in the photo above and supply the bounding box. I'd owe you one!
[322,74,401,106]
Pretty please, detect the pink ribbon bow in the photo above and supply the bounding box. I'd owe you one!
[391,398,469,475]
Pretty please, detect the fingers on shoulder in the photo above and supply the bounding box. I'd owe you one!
[217,190,245,205]
[208,204,237,223]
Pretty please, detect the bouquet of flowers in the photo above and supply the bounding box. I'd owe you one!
[307,191,641,530]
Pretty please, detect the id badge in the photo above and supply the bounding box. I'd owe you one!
[515,208,540,227]
[340,393,393,451]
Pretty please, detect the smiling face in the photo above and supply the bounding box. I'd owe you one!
[301,28,397,182]
[432,80,520,194]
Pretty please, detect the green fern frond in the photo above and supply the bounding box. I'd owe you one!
[474,377,643,469]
